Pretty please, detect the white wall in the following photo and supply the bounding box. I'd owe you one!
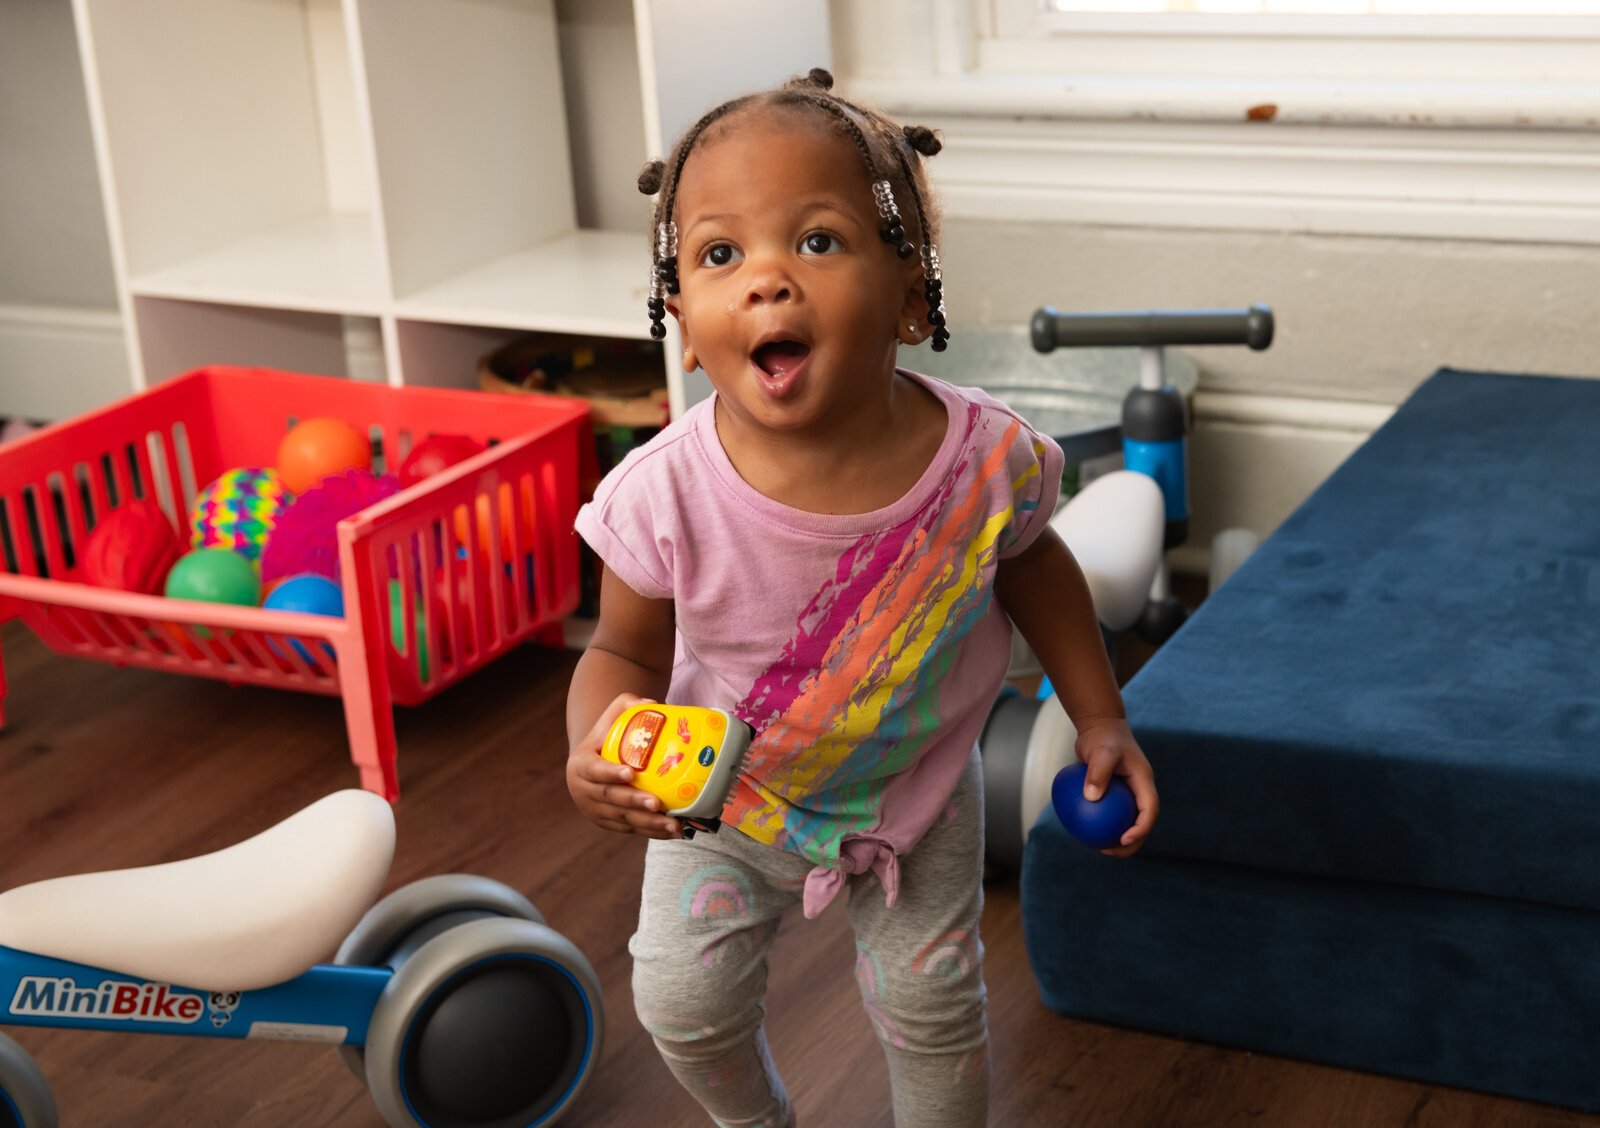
[946,221,1598,406]
[0,0,131,424]
[555,0,651,235]
[0,0,117,309]
[935,189,1598,561]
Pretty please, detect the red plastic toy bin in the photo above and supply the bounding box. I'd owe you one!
[0,366,593,801]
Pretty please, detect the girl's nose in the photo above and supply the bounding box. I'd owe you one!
[743,254,794,306]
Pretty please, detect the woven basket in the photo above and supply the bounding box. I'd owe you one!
[478,335,669,429]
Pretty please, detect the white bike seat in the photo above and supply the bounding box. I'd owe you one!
[0,790,394,992]
[1051,470,1165,633]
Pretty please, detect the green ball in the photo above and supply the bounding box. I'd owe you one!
[388,580,430,680]
[164,548,261,607]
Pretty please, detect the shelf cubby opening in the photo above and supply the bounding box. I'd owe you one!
[81,0,385,315]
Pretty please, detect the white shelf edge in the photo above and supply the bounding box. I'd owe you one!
[126,212,389,318]
[389,304,653,341]
[391,229,655,340]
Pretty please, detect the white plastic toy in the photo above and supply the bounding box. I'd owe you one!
[982,305,1274,872]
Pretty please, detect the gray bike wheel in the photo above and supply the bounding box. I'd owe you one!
[363,916,604,1128]
[0,1033,57,1128]
[336,875,544,1078]
[980,692,1043,876]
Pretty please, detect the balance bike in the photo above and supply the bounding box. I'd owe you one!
[0,790,603,1127]
[982,305,1275,872]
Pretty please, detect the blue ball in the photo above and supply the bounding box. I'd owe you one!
[1051,763,1138,850]
[263,574,344,662]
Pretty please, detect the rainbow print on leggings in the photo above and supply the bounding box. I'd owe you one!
[910,930,978,980]
[679,865,755,921]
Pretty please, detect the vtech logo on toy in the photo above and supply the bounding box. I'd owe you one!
[10,975,207,1024]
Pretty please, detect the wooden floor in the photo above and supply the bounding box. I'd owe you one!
[2,619,1596,1128]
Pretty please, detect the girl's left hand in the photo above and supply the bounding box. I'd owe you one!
[1074,717,1159,856]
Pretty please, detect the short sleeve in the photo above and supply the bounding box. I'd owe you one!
[995,415,1065,560]
[573,450,676,601]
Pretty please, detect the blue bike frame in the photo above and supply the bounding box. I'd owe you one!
[0,945,389,1046]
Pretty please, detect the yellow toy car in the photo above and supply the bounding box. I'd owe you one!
[600,704,753,837]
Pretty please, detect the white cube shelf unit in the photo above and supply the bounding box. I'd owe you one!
[67,0,831,416]
[0,0,127,423]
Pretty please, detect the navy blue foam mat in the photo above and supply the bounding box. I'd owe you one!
[1021,813,1600,1112]
[1119,368,1600,910]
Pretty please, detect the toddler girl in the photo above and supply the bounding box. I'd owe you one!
[566,67,1158,1128]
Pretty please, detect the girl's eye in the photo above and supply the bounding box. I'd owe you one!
[701,244,740,267]
[800,232,840,256]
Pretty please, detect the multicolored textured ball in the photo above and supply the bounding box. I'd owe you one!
[190,467,292,562]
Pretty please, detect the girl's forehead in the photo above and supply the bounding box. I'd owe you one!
[678,107,871,198]
[694,104,859,165]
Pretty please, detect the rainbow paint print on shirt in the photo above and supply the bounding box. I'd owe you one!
[726,412,1038,870]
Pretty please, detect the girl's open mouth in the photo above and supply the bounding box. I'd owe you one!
[752,340,810,378]
[750,340,811,398]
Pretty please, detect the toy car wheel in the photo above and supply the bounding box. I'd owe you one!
[335,875,544,1079]
[979,691,1042,876]
[362,915,604,1128]
[0,1033,57,1128]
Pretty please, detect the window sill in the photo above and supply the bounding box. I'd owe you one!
[842,74,1600,245]
[847,72,1600,131]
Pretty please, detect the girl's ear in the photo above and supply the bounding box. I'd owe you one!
[896,267,927,346]
[667,299,699,371]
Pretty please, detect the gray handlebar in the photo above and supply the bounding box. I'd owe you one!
[1030,304,1275,353]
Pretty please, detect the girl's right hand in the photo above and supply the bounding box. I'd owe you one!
[566,693,683,840]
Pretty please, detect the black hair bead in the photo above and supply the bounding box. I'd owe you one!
[649,321,667,340]
[897,241,915,259]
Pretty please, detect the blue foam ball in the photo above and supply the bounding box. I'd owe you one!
[1051,763,1138,849]
[263,574,343,662]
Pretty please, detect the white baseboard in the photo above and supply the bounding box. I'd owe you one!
[0,303,131,422]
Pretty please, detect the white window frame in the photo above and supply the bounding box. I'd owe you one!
[835,0,1600,244]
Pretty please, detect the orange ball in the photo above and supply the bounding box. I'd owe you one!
[276,418,371,495]
[452,482,535,560]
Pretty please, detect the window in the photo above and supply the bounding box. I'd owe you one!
[834,1,1600,244]
[1048,1,1593,12]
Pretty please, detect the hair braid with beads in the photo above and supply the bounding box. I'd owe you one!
[636,68,949,351]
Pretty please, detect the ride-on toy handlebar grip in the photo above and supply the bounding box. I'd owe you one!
[601,705,754,837]
[1030,305,1275,353]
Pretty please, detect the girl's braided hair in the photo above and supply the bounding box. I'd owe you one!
[638,68,949,351]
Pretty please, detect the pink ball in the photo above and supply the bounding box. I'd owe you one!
[260,469,401,585]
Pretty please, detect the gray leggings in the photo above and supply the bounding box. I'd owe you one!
[629,750,989,1128]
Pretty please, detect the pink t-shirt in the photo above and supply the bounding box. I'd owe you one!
[575,369,1064,916]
